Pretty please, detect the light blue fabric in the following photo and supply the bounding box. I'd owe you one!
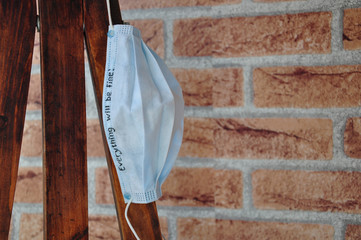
[102,25,184,204]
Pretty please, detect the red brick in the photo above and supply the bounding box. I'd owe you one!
[177,218,216,240]
[174,12,331,57]
[95,167,114,204]
[253,170,361,213]
[180,118,333,160]
[174,69,212,106]
[179,118,216,158]
[87,119,106,157]
[344,118,361,159]
[217,220,334,239]
[32,45,40,65]
[160,167,242,208]
[172,68,243,107]
[118,0,242,10]
[158,168,216,207]
[14,168,42,203]
[21,120,42,157]
[27,74,41,111]
[96,167,243,208]
[343,8,361,50]
[129,20,164,58]
[345,225,361,240]
[177,218,334,239]
[254,65,361,108]
[19,214,42,240]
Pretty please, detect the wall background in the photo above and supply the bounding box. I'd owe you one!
[11,0,361,239]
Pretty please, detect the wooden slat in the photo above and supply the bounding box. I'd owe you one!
[83,0,162,239]
[39,0,88,239]
[0,0,36,238]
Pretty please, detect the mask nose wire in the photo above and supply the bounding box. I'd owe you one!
[125,198,141,240]
[105,0,114,31]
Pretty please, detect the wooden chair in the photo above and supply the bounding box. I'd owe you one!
[0,0,162,239]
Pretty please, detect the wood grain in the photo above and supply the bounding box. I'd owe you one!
[83,0,162,239]
[39,0,88,239]
[0,0,36,238]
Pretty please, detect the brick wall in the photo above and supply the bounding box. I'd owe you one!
[11,0,361,239]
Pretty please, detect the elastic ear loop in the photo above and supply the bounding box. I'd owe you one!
[125,198,141,240]
[125,198,167,240]
[126,198,168,240]
[105,0,114,36]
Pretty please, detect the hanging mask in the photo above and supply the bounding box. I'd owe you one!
[102,14,184,205]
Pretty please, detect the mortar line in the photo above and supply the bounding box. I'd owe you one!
[334,218,346,240]
[241,167,254,212]
[157,207,215,219]
[215,208,361,224]
[28,52,361,83]
[88,204,117,216]
[175,157,216,168]
[163,18,173,65]
[331,8,344,53]
[19,157,42,167]
[11,202,43,238]
[87,157,112,216]
[87,160,96,212]
[167,216,178,240]
[178,157,361,172]
[181,51,361,69]
[85,63,98,120]
[25,110,42,121]
[332,116,348,163]
[12,203,43,213]
[344,217,361,225]
[10,207,21,240]
[242,66,254,109]
[158,206,361,224]
[214,211,336,225]
[30,64,41,75]
[183,106,361,119]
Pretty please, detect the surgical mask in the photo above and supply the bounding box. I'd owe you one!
[102,0,184,208]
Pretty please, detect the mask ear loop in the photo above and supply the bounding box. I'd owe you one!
[125,198,167,240]
[125,198,141,240]
[105,0,115,37]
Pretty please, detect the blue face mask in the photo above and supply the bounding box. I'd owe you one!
[102,24,184,205]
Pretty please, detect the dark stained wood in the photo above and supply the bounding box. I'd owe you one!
[0,0,36,238]
[39,0,88,239]
[83,0,162,239]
